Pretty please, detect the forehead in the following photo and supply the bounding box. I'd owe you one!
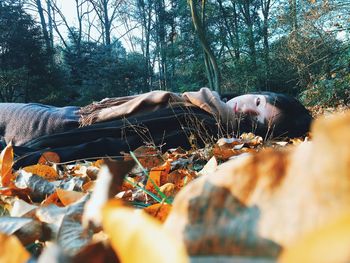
[228,94,266,103]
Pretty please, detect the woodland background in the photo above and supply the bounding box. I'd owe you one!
[0,0,349,107]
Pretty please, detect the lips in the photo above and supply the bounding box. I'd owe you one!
[234,102,238,113]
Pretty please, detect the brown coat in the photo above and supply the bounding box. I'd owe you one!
[79,88,236,128]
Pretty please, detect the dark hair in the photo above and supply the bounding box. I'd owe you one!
[248,91,313,138]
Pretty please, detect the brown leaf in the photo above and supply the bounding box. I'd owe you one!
[0,186,32,203]
[167,169,196,192]
[0,143,14,187]
[0,233,30,263]
[212,144,240,160]
[38,151,61,165]
[0,217,45,245]
[144,203,172,223]
[82,181,95,192]
[82,159,135,229]
[73,241,120,263]
[124,145,163,169]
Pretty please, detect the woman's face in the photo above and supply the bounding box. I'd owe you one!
[226,94,281,124]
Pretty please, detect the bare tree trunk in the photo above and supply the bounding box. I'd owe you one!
[289,0,297,32]
[239,1,257,69]
[232,2,240,60]
[47,0,54,49]
[261,0,272,88]
[217,0,237,61]
[36,0,51,52]
[137,0,153,92]
[155,0,167,90]
[188,0,220,93]
[88,0,121,46]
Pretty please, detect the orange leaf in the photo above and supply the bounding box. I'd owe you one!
[41,191,64,207]
[56,188,86,206]
[38,151,60,165]
[82,181,95,192]
[23,164,58,180]
[145,170,161,192]
[144,203,172,223]
[145,162,171,192]
[93,159,105,168]
[0,233,30,263]
[0,187,32,203]
[102,199,188,263]
[0,144,14,187]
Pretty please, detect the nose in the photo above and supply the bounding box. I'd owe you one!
[238,104,258,116]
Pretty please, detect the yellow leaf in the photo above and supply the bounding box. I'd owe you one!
[0,233,30,263]
[280,213,350,263]
[102,199,188,263]
[23,164,58,180]
[56,188,86,206]
[159,183,175,197]
[0,144,14,187]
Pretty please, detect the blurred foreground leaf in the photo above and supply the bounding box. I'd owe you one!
[102,199,188,263]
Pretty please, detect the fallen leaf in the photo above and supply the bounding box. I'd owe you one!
[144,203,172,222]
[167,169,196,192]
[0,217,33,235]
[23,164,58,181]
[73,241,120,263]
[198,156,217,176]
[38,151,61,165]
[280,213,350,263]
[0,186,32,203]
[124,145,163,169]
[0,217,45,245]
[159,183,175,197]
[82,159,134,229]
[102,199,188,263]
[146,162,172,193]
[15,170,56,202]
[0,233,30,263]
[56,188,86,206]
[82,181,95,192]
[0,143,14,187]
[93,159,105,168]
[216,137,242,147]
[57,194,92,256]
[10,199,37,217]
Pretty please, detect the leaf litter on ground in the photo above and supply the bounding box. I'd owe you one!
[0,131,307,262]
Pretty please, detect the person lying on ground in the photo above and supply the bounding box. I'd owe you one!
[0,88,312,166]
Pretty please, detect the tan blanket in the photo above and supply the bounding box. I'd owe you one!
[79,88,235,127]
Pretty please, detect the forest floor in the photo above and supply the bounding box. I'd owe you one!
[0,104,349,262]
